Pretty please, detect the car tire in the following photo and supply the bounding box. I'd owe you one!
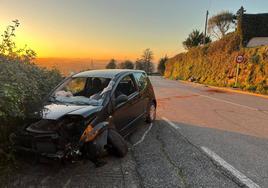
[146,102,156,123]
[107,129,128,158]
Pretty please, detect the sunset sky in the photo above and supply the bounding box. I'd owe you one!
[1,0,267,61]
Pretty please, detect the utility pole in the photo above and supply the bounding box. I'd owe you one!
[203,10,209,44]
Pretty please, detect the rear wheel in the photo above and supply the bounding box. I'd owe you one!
[107,129,128,157]
[146,102,156,123]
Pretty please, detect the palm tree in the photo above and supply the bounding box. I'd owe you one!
[183,30,211,50]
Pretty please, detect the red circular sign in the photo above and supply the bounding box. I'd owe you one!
[236,55,244,64]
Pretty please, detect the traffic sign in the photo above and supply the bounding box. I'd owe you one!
[236,55,244,64]
[234,55,244,87]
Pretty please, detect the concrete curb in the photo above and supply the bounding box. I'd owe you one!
[178,80,268,99]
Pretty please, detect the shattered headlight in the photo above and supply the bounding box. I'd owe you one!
[26,119,58,133]
[80,124,99,142]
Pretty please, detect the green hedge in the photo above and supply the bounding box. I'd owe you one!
[239,13,268,46]
[165,32,268,94]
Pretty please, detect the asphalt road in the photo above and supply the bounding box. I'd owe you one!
[150,76,268,187]
[2,76,268,188]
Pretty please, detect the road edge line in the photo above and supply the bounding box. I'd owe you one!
[198,94,258,111]
[159,116,258,187]
[201,146,260,188]
[178,79,268,99]
[161,117,181,129]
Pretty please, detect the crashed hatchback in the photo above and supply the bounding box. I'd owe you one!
[10,69,156,165]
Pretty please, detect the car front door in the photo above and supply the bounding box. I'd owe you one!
[133,72,149,115]
[112,74,142,135]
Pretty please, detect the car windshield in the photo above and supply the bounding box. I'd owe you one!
[49,77,114,105]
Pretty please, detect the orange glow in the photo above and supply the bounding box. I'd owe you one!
[0,11,182,62]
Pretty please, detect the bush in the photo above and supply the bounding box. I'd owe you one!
[0,60,62,120]
[0,60,62,157]
[0,21,63,167]
[249,54,260,64]
[157,56,168,75]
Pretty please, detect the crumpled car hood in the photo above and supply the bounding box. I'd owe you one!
[42,103,102,120]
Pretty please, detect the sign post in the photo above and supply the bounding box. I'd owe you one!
[235,55,244,87]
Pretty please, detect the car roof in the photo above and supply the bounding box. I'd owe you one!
[72,69,145,78]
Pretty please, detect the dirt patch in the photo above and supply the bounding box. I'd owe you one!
[157,95,199,109]
[158,95,198,101]
[205,89,228,94]
[174,94,199,99]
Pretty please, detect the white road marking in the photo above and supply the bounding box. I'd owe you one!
[201,146,260,188]
[161,117,181,129]
[63,178,71,188]
[133,123,153,147]
[198,94,259,112]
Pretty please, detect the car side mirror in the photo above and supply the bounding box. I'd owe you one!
[115,94,128,106]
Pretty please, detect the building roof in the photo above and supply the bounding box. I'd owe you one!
[72,69,145,78]
[247,37,268,47]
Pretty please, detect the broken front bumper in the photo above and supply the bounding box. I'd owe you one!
[10,131,65,159]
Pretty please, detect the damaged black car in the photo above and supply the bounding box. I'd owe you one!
[10,69,156,166]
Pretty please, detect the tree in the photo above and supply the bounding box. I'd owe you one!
[157,56,168,75]
[106,59,117,69]
[183,30,211,50]
[135,48,154,73]
[0,19,36,63]
[236,6,246,18]
[135,59,145,71]
[208,11,235,39]
[0,20,62,120]
[119,60,134,69]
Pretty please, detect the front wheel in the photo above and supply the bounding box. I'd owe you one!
[107,129,128,158]
[146,102,156,123]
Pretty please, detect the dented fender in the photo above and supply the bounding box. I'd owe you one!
[79,122,109,158]
[80,122,109,146]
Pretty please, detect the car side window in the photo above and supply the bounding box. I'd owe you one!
[115,75,137,98]
[133,72,147,92]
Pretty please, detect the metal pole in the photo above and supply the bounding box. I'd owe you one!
[235,63,240,87]
[203,10,209,44]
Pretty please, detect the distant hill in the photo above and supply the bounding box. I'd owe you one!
[35,58,109,75]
